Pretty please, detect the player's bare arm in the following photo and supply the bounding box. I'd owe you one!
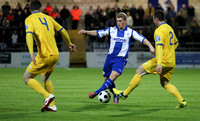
[78,30,97,36]
[143,39,155,55]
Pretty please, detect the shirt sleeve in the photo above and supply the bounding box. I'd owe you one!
[155,30,164,46]
[60,29,72,46]
[51,17,63,32]
[97,27,110,38]
[132,30,145,43]
[51,17,72,46]
[25,18,33,33]
[154,30,164,65]
[25,18,34,54]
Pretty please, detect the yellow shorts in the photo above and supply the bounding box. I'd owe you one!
[27,55,59,75]
[142,58,174,81]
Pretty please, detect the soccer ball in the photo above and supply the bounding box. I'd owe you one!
[98,91,111,103]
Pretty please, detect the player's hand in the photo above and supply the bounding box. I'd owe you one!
[78,30,86,34]
[156,65,162,74]
[30,53,36,65]
[150,46,155,56]
[69,44,77,52]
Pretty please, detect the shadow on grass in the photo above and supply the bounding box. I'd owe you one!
[0,113,28,120]
[0,108,53,120]
[71,103,108,112]
[0,108,39,120]
[70,102,160,117]
[109,109,160,117]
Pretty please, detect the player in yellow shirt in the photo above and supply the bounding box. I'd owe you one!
[113,10,187,108]
[23,0,77,112]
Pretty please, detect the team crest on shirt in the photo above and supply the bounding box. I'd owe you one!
[26,24,28,30]
[156,36,160,42]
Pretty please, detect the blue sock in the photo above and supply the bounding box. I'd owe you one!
[95,78,114,94]
[108,83,117,98]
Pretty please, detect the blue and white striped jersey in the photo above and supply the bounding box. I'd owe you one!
[97,26,145,58]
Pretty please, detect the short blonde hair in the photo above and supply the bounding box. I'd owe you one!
[116,12,127,21]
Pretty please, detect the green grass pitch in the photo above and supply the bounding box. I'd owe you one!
[0,68,200,121]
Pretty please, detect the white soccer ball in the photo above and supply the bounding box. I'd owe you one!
[98,91,111,103]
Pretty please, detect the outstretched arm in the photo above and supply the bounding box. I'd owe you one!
[52,18,77,52]
[132,30,155,55]
[143,39,155,56]
[78,30,97,36]
[60,29,77,52]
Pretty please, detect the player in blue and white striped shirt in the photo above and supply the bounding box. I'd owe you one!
[78,12,155,103]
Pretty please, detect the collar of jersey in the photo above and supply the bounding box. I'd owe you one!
[32,11,40,14]
[159,22,166,27]
[116,25,127,31]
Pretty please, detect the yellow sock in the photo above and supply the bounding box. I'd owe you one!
[124,74,142,96]
[27,79,49,98]
[44,81,55,106]
[164,83,184,103]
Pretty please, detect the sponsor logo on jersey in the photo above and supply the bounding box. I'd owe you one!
[113,37,126,42]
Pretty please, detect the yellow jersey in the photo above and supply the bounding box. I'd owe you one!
[25,11,63,57]
[154,23,178,67]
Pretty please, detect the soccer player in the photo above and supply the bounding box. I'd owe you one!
[78,12,155,103]
[23,0,77,112]
[113,10,187,108]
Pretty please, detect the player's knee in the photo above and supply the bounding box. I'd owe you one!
[110,71,120,80]
[115,72,120,77]
[110,74,120,80]
[136,68,140,75]
[160,81,165,87]
[160,77,169,88]
[136,65,144,75]
[23,75,29,84]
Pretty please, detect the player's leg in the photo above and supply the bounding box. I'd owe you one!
[108,57,127,103]
[41,71,57,111]
[89,56,126,100]
[89,71,120,99]
[104,76,118,103]
[41,55,59,111]
[113,58,156,99]
[124,65,148,95]
[113,65,148,99]
[160,72,187,108]
[89,55,112,98]
[41,71,55,104]
[161,77,184,102]
[23,70,50,99]
[107,72,119,103]
[23,70,54,112]
[102,59,117,102]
